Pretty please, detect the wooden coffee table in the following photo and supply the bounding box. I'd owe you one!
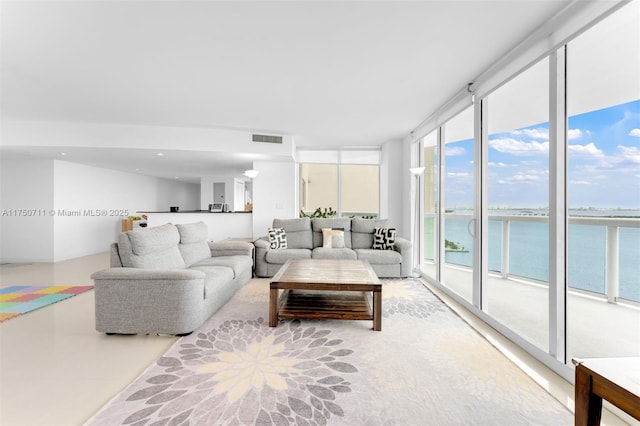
[269,259,382,331]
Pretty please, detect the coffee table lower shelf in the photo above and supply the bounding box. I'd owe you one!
[280,289,373,318]
[270,289,381,330]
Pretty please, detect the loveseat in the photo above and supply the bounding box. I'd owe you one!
[254,217,412,278]
[91,221,253,335]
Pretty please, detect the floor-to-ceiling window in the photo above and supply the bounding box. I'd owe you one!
[417,0,639,375]
[565,1,640,361]
[340,151,380,218]
[422,130,439,280]
[486,57,550,352]
[443,105,475,304]
[298,150,380,218]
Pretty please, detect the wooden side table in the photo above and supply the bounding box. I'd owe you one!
[572,357,640,426]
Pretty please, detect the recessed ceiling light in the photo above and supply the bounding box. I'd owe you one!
[174,176,179,179]
[156,152,164,156]
[60,152,67,156]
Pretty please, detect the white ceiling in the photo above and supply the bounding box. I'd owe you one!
[1,0,573,182]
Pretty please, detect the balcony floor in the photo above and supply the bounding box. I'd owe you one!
[422,263,640,359]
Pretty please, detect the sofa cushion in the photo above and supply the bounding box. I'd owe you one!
[192,255,253,279]
[273,218,312,249]
[352,218,389,233]
[311,218,352,248]
[209,241,254,257]
[322,228,345,248]
[312,247,357,260]
[189,266,235,299]
[176,221,208,243]
[354,248,402,264]
[268,228,288,249]
[119,223,185,269]
[351,218,389,249]
[265,248,311,264]
[176,222,211,267]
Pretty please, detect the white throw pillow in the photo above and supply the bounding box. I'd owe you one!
[322,228,346,248]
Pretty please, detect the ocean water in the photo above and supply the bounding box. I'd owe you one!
[423,211,640,302]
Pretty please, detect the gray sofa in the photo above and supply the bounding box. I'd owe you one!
[91,221,253,336]
[254,217,412,278]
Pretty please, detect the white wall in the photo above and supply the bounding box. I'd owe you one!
[52,160,199,261]
[0,157,55,262]
[381,139,405,236]
[251,160,297,238]
[0,157,199,262]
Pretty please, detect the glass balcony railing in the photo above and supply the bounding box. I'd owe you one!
[424,212,640,304]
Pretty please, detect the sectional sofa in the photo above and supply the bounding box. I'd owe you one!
[254,217,412,278]
[91,221,253,336]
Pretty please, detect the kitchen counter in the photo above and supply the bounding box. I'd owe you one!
[139,210,251,214]
[142,211,253,241]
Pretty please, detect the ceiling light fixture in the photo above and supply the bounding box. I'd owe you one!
[243,169,259,179]
[156,152,164,156]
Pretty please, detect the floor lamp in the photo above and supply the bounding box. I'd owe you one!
[409,167,425,277]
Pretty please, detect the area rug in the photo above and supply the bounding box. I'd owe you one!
[86,279,572,425]
[0,285,93,322]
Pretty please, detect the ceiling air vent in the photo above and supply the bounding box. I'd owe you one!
[252,134,283,144]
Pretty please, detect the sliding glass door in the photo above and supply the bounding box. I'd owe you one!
[417,1,639,371]
[422,130,439,280]
[442,106,475,304]
[485,57,550,352]
[565,1,640,362]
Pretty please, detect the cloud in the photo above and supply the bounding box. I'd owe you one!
[617,145,640,163]
[489,138,548,156]
[568,128,590,140]
[446,146,466,156]
[629,128,640,137]
[497,172,545,185]
[512,128,548,140]
[489,162,510,167]
[569,180,591,185]
[568,142,604,158]
[447,172,470,178]
[510,127,587,141]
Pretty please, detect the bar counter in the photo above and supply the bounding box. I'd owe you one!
[140,211,253,241]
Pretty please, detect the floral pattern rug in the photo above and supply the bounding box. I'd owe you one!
[86,279,572,425]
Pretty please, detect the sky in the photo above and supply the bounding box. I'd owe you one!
[443,99,640,210]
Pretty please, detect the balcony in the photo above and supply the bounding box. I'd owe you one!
[421,213,640,361]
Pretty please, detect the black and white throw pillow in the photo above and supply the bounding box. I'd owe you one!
[268,227,287,249]
[372,227,396,250]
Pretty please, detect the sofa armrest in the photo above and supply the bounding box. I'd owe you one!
[254,236,271,277]
[253,237,270,250]
[208,241,254,258]
[91,268,206,334]
[393,237,413,277]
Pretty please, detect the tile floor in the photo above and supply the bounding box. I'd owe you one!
[0,252,631,425]
[0,253,176,425]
